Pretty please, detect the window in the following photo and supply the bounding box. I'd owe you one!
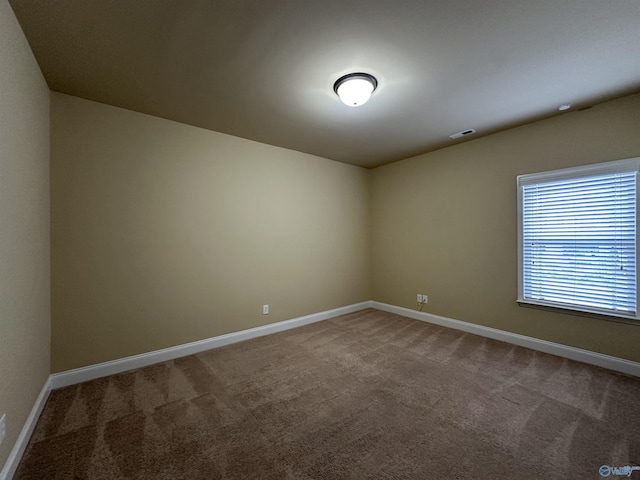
[517,158,640,321]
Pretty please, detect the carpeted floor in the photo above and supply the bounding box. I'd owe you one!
[14,308,640,479]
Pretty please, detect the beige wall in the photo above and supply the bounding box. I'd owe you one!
[49,90,640,371]
[51,93,371,372]
[371,93,640,362]
[0,0,51,470]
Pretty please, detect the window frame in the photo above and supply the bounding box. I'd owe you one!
[517,157,640,322]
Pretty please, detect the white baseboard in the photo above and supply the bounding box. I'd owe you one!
[50,301,372,390]
[3,299,640,479]
[371,301,640,378]
[0,377,51,480]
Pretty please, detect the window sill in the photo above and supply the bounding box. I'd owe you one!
[517,300,640,325]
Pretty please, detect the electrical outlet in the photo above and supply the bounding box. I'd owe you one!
[422,295,428,304]
[0,414,6,446]
[262,304,269,315]
[417,294,423,304]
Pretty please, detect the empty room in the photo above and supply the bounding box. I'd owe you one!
[2,0,640,479]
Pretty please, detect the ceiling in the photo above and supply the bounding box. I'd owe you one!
[9,0,640,168]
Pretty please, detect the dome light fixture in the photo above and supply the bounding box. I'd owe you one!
[333,73,378,107]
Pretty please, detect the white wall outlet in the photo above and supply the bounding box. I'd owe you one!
[417,294,423,304]
[422,295,428,304]
[262,304,269,315]
[0,414,6,446]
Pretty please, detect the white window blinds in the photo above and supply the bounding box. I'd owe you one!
[517,158,640,320]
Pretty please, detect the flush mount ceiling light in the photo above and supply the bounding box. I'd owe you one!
[333,73,378,107]
[558,103,572,111]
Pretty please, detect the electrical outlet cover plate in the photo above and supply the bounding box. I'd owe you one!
[0,414,6,446]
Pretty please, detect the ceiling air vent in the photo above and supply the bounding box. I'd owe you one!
[449,128,476,139]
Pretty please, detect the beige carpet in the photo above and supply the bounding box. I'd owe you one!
[14,308,640,479]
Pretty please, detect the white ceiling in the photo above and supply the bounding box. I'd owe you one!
[9,0,640,168]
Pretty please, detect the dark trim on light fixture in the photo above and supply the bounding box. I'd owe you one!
[333,72,378,94]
